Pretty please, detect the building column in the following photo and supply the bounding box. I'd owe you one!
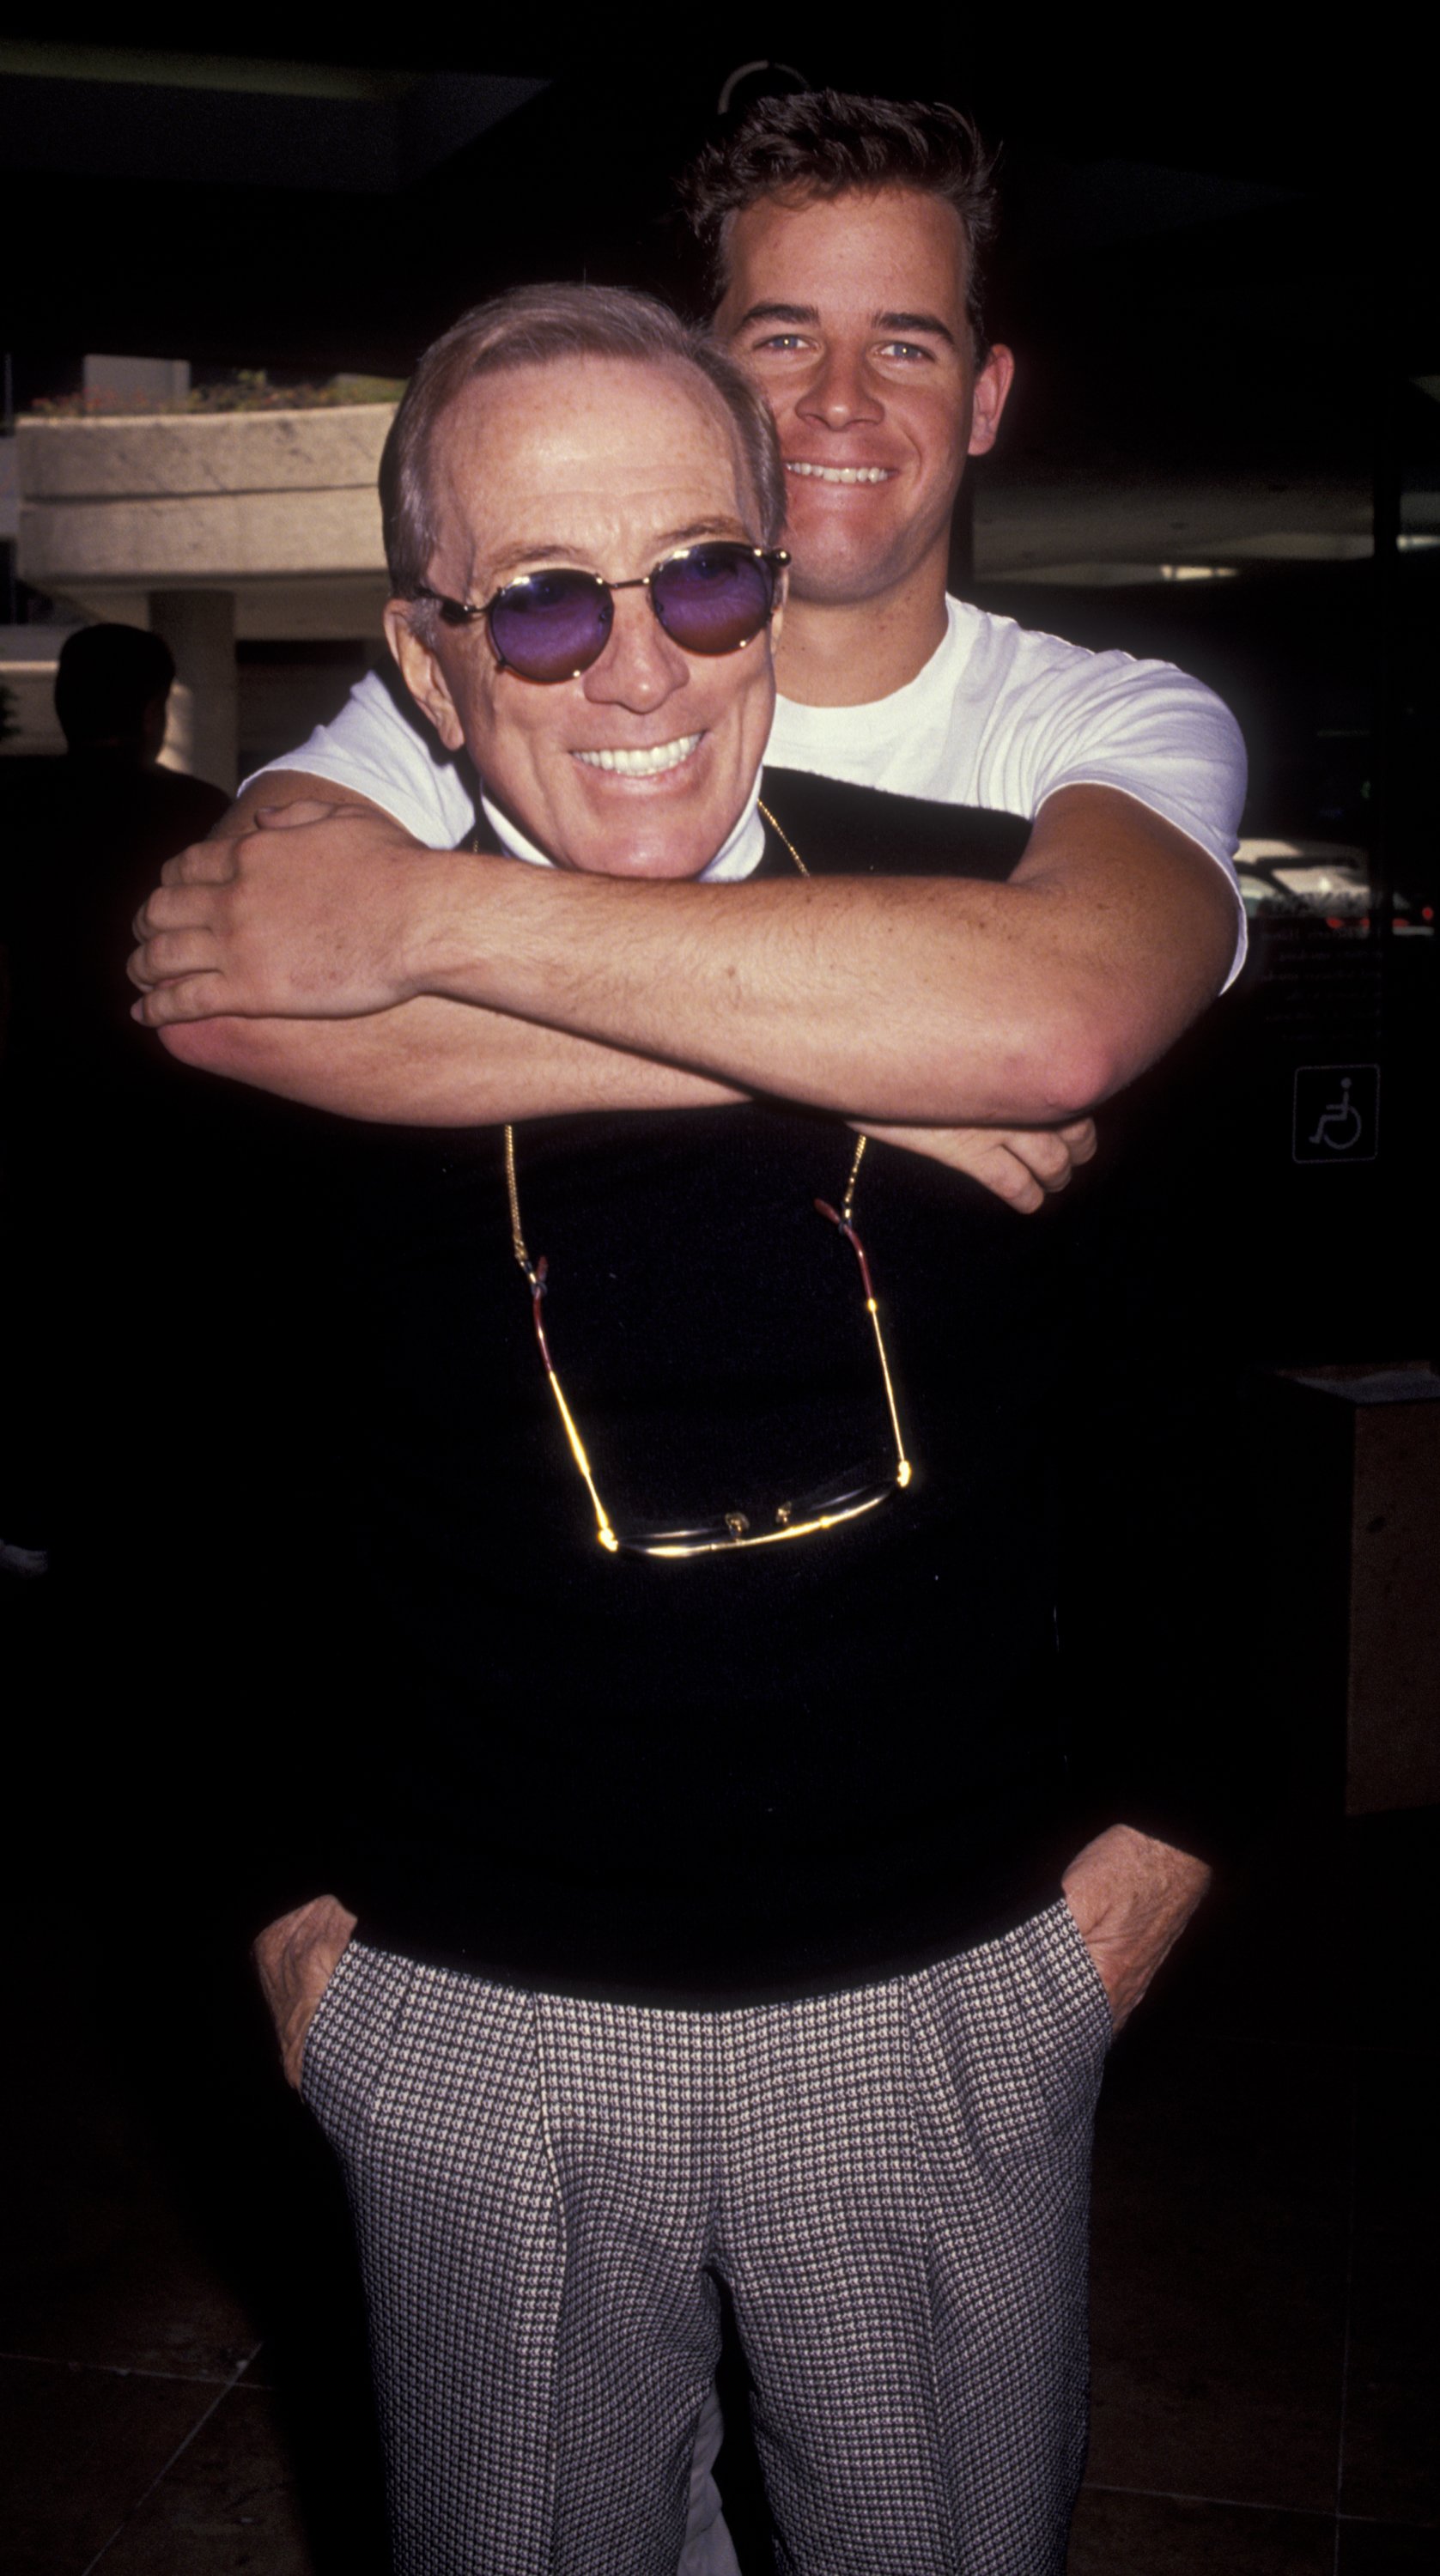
[149,588,237,792]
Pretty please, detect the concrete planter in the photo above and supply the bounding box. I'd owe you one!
[16,404,395,593]
[14,405,399,788]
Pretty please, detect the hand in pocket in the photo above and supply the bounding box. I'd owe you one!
[252,1893,358,2088]
[1060,1825,1210,2032]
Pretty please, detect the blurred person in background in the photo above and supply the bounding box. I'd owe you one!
[0,624,226,1575]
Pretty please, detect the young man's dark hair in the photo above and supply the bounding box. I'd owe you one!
[677,89,999,349]
[54,623,175,754]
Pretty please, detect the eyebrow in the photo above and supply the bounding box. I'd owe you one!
[732,299,957,349]
[483,538,582,582]
[649,518,753,551]
[877,309,957,348]
[732,301,819,332]
[483,518,752,585]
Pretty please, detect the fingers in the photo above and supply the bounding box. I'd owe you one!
[131,880,223,943]
[923,1132,1050,1210]
[161,838,238,887]
[127,918,222,993]
[854,1122,1050,1212]
[252,798,390,830]
[1058,1116,1099,1164]
[980,1148,1047,1213]
[853,1117,1100,1216]
[255,798,344,829]
[1006,1116,1099,1194]
[1007,1132,1069,1188]
[131,969,224,1026]
[137,927,219,980]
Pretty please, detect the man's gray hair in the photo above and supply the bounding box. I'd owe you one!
[381,283,787,621]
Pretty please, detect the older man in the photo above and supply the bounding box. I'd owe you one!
[131,282,1242,2576]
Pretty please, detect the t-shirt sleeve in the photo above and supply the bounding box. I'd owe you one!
[241,665,481,851]
[1019,647,1249,987]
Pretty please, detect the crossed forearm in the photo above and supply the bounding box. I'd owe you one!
[135,776,1234,1127]
[179,994,745,1126]
[161,848,1106,1125]
[392,783,1233,1123]
[406,855,1111,1123]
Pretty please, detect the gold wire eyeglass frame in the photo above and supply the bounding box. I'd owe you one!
[499,802,914,1560]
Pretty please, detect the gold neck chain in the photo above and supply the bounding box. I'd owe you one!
[757,796,806,872]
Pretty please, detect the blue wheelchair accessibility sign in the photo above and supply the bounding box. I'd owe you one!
[1292,1065,1380,1163]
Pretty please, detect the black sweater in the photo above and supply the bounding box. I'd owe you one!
[274,772,1250,2005]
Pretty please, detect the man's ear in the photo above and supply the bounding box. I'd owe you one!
[968,343,1015,459]
[383,600,468,753]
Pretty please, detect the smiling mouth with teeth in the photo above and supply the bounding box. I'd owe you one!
[786,461,896,485]
[573,733,702,778]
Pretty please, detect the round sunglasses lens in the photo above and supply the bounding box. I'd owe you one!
[652,546,774,655]
[489,572,612,682]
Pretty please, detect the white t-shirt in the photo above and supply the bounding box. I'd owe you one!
[248,597,1248,978]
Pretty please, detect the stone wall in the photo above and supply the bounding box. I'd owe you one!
[14,406,396,787]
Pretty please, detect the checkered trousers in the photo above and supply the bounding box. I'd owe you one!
[301,1899,1111,2576]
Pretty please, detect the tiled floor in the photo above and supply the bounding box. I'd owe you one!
[4,1579,1435,2573]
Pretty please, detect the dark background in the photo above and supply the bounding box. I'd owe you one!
[3,30,1437,2575]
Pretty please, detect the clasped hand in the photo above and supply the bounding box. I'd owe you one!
[128,797,453,1024]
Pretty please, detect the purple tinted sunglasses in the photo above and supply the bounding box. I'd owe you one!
[416,541,788,684]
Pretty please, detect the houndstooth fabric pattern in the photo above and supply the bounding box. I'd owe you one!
[301,1899,1110,2576]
